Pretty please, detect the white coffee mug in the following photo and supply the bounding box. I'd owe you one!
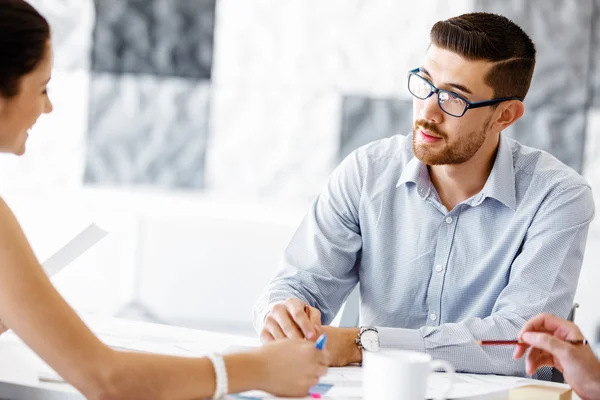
[363,349,455,400]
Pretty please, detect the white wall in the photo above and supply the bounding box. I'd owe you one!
[3,189,309,336]
[577,110,600,343]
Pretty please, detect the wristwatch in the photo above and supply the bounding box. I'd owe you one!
[355,326,380,352]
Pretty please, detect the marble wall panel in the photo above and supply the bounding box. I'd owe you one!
[92,0,215,79]
[85,74,210,188]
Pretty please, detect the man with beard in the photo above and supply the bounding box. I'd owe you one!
[253,12,594,377]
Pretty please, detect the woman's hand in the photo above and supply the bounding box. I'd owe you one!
[513,313,600,400]
[253,339,329,397]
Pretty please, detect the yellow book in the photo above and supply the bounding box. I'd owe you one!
[509,384,572,400]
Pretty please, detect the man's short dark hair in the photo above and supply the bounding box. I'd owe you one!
[430,12,536,100]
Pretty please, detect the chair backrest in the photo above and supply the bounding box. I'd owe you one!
[567,303,579,322]
[338,284,360,327]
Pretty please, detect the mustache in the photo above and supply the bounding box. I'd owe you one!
[414,119,447,139]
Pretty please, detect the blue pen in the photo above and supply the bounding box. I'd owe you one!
[309,335,330,399]
[315,334,327,350]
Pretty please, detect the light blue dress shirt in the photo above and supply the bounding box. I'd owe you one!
[254,133,595,376]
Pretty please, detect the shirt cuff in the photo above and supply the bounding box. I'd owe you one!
[377,327,426,352]
[253,305,272,334]
[253,292,299,333]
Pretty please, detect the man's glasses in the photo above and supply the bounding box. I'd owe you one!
[407,68,522,118]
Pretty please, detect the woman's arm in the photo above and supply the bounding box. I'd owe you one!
[0,197,327,399]
[0,197,112,395]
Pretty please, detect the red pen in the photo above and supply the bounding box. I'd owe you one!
[477,339,588,346]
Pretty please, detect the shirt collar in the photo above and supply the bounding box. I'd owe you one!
[396,133,517,209]
[479,133,517,210]
[396,145,431,199]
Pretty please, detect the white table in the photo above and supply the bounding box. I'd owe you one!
[0,313,260,399]
[0,314,576,400]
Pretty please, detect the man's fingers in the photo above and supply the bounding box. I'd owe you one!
[265,319,288,340]
[287,302,318,340]
[267,301,304,339]
[260,330,275,343]
[274,312,304,339]
[308,307,322,330]
[266,298,323,340]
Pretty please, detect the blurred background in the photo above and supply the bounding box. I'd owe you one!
[2,0,599,347]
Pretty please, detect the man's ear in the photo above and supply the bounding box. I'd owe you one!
[492,100,525,132]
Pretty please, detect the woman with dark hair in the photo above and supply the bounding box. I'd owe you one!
[0,1,328,399]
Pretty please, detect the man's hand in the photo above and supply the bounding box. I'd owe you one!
[513,313,600,400]
[260,298,322,342]
[319,326,361,367]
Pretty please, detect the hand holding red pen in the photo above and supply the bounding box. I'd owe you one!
[512,313,600,399]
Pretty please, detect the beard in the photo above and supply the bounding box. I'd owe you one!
[412,116,491,165]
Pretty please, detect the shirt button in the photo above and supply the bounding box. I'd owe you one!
[429,313,438,321]
[435,264,443,272]
[445,216,453,224]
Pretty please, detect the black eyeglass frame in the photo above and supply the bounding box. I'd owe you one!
[407,68,523,117]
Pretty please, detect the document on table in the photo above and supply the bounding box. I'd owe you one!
[41,223,108,277]
[0,341,39,386]
[230,366,571,399]
[29,333,212,384]
[323,367,568,399]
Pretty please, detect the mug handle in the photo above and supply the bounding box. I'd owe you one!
[429,360,455,400]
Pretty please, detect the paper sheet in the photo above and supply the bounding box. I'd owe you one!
[322,367,526,399]
[98,334,205,358]
[223,344,260,354]
[0,341,39,386]
[41,223,108,277]
[35,334,211,384]
[428,373,524,399]
[233,367,569,400]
